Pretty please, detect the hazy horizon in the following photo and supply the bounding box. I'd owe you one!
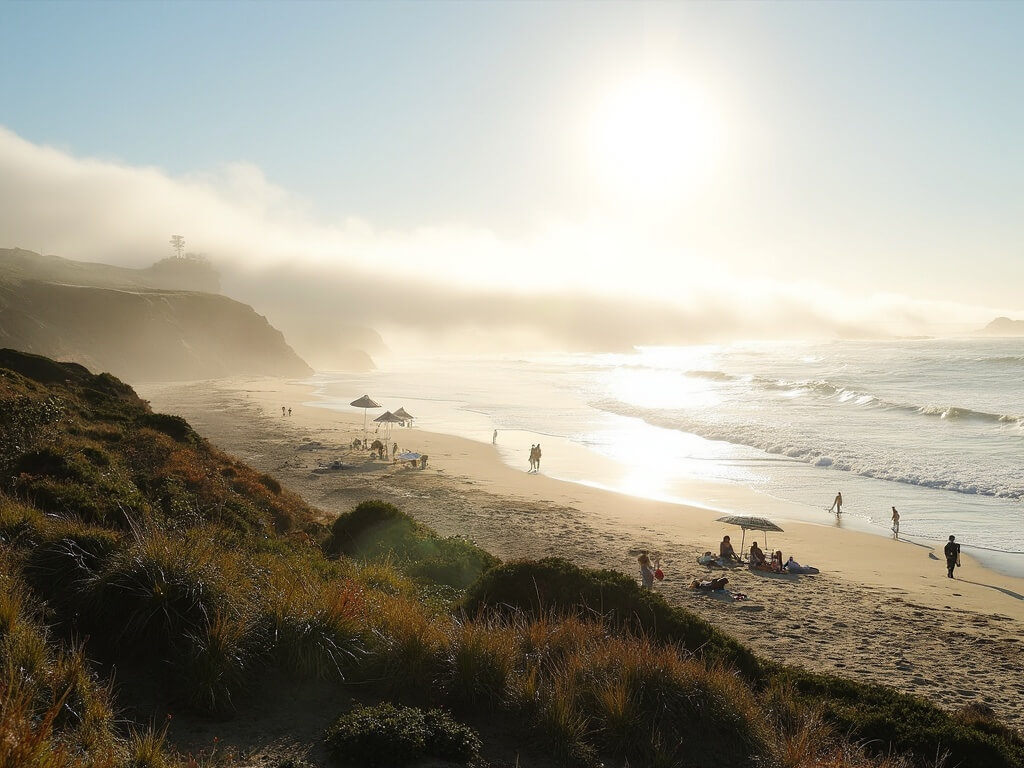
[2,1,1023,354]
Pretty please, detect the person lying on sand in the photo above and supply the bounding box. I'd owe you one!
[784,556,819,575]
[689,577,729,591]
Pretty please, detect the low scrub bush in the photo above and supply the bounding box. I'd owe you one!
[325,500,417,559]
[461,557,759,676]
[779,667,1024,768]
[324,702,482,767]
[326,501,499,589]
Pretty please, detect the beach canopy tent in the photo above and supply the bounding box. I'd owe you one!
[350,395,381,436]
[393,407,414,425]
[373,410,403,444]
[715,515,784,554]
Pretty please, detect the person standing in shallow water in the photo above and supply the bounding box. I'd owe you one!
[944,535,961,579]
[891,506,900,536]
[829,491,843,515]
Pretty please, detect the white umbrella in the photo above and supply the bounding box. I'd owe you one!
[350,394,381,437]
[715,515,784,553]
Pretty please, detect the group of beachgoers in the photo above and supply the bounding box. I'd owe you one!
[712,535,816,574]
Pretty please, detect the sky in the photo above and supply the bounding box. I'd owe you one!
[1,0,1023,346]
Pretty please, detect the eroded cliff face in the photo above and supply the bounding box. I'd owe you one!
[0,279,311,382]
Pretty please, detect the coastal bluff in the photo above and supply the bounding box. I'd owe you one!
[0,248,311,381]
[977,316,1024,336]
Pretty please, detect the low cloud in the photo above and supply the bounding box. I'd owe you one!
[1,125,1018,354]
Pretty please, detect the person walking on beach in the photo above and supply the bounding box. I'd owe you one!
[528,444,537,472]
[829,491,843,515]
[638,551,655,590]
[891,506,900,536]
[534,444,542,472]
[281,406,286,416]
[492,429,498,444]
[944,535,961,579]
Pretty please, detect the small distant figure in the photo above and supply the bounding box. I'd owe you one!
[281,406,286,416]
[534,443,542,471]
[392,442,398,458]
[638,551,655,590]
[419,454,428,469]
[944,535,961,579]
[492,429,498,444]
[829,491,843,515]
[891,506,900,536]
[288,407,292,417]
[528,444,538,473]
[719,535,741,564]
[770,550,785,573]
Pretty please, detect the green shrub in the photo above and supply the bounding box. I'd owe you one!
[136,412,198,443]
[778,667,1024,768]
[325,500,417,559]
[325,702,482,767]
[461,557,759,676]
[407,536,500,589]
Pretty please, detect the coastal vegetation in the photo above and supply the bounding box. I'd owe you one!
[2,348,1022,767]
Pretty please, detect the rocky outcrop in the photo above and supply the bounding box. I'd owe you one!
[978,317,1024,336]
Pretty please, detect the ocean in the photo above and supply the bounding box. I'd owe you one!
[306,338,1024,577]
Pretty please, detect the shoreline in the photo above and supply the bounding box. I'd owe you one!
[137,376,1024,732]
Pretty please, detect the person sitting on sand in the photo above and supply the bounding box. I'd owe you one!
[638,551,655,590]
[770,550,785,573]
[719,535,742,564]
[749,542,768,569]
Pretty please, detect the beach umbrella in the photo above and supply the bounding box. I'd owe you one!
[393,406,414,425]
[715,515,784,553]
[373,410,403,445]
[350,394,381,436]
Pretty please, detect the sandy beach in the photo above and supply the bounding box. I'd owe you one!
[138,376,1024,733]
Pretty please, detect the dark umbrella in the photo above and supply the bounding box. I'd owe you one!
[350,394,381,436]
[715,515,784,553]
[393,406,414,425]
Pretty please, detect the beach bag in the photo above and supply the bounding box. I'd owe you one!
[654,568,664,581]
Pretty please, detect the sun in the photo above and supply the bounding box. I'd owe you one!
[587,73,717,203]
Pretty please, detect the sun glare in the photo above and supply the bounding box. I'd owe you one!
[588,73,717,203]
